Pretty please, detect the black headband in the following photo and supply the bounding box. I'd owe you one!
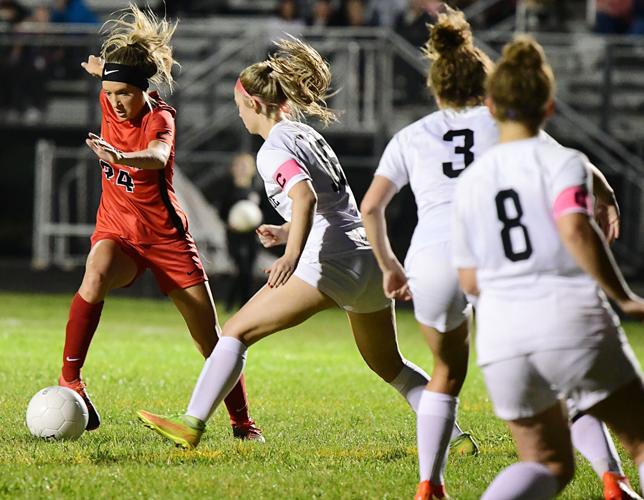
[101,62,149,91]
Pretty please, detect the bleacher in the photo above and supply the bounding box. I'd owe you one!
[3,0,644,274]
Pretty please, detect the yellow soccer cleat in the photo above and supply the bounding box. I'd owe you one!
[137,410,205,450]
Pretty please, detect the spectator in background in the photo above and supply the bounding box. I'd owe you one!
[339,0,376,27]
[274,0,305,28]
[1,2,53,123]
[306,0,341,26]
[49,0,98,79]
[367,0,406,27]
[631,0,644,32]
[215,154,262,311]
[594,0,633,33]
[393,0,435,104]
[0,0,27,27]
[395,0,439,47]
[0,0,28,121]
[50,0,97,24]
[266,0,305,51]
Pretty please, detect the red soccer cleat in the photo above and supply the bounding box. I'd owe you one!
[232,419,265,443]
[602,472,643,500]
[58,375,101,431]
[414,480,448,500]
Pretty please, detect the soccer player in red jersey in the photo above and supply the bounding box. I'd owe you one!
[57,5,263,441]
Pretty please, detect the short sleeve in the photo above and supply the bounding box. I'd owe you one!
[451,179,477,269]
[257,147,311,195]
[551,153,593,219]
[145,110,175,146]
[374,134,409,191]
[538,130,560,146]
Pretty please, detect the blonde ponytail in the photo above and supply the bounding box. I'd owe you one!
[239,36,337,125]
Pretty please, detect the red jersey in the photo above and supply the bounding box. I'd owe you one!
[94,90,188,243]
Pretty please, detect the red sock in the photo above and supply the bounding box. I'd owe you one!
[223,374,251,425]
[61,293,104,382]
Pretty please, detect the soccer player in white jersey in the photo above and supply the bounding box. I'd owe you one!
[136,37,472,452]
[362,12,493,499]
[453,36,644,499]
[361,10,630,500]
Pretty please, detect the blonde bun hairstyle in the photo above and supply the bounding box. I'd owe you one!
[423,9,492,108]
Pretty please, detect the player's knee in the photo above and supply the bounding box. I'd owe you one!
[79,269,110,301]
[221,320,250,345]
[432,357,467,385]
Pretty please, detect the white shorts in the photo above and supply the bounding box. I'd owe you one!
[293,249,391,314]
[405,242,470,332]
[482,339,642,421]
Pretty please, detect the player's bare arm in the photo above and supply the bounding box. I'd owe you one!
[457,268,479,297]
[256,223,290,248]
[265,181,316,288]
[361,175,411,301]
[588,161,620,244]
[556,212,644,318]
[85,133,169,170]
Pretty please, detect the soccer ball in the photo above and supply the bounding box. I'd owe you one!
[227,199,263,233]
[26,386,88,440]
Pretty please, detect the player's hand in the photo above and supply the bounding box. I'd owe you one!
[256,224,288,247]
[617,296,644,321]
[595,199,620,245]
[265,254,297,288]
[81,55,104,78]
[382,259,412,301]
[85,132,123,164]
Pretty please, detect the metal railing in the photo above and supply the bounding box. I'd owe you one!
[31,140,238,272]
[13,20,644,272]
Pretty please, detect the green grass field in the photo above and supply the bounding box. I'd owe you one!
[0,291,641,499]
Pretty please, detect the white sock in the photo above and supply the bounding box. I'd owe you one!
[639,462,644,495]
[481,462,558,500]
[571,414,623,478]
[389,360,465,442]
[417,390,458,483]
[186,336,247,422]
[389,359,430,411]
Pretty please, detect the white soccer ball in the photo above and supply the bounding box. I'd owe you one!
[227,199,263,233]
[26,386,88,440]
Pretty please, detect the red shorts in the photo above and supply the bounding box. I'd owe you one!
[90,231,207,295]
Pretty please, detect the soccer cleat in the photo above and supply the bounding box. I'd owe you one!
[232,419,265,443]
[449,432,479,456]
[58,375,100,431]
[414,480,448,500]
[137,410,205,450]
[602,471,643,500]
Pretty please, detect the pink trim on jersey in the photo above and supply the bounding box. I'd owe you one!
[553,186,592,219]
[273,159,307,190]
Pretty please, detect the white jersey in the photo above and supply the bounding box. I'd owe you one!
[375,106,499,254]
[256,119,368,263]
[452,136,595,295]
